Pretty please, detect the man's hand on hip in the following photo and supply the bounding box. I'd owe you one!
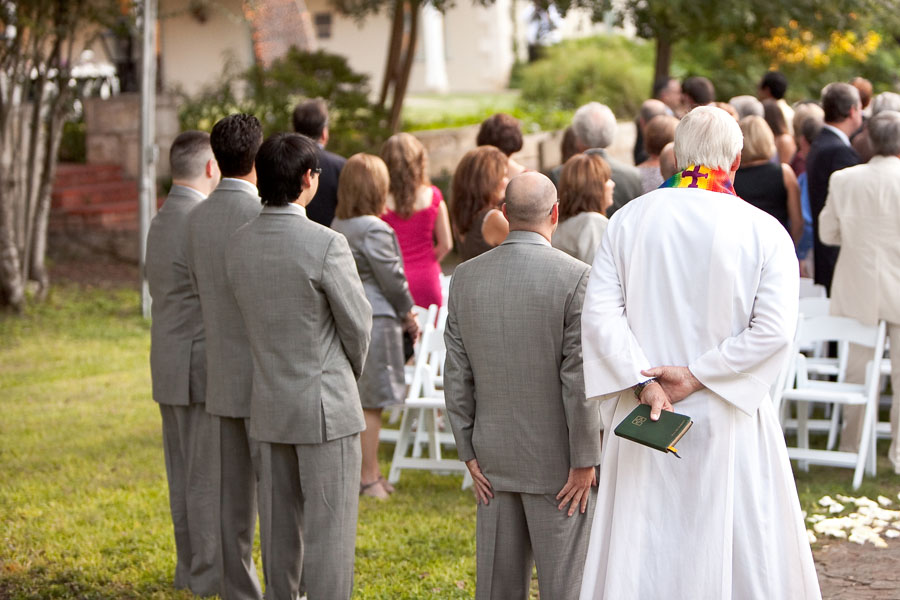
[556,466,596,516]
[642,366,704,404]
[465,458,494,506]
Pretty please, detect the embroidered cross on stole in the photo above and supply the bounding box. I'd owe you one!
[660,164,736,196]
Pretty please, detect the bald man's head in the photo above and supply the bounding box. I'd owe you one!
[504,172,557,226]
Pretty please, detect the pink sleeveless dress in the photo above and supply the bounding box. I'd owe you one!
[381,186,444,308]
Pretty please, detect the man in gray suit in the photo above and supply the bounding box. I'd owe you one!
[226,133,372,600]
[550,102,643,217]
[444,171,604,600]
[147,130,221,595]
[184,114,264,600]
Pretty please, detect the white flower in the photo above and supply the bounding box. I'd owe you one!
[884,529,900,539]
[807,530,817,544]
[878,495,893,507]
[829,503,845,514]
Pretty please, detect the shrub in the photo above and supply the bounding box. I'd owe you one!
[178,49,391,157]
[514,35,654,122]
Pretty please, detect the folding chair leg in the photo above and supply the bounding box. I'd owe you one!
[389,408,415,484]
[852,401,877,489]
[826,404,841,451]
[426,408,441,460]
[798,401,810,472]
[412,408,427,458]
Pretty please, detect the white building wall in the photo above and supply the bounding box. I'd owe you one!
[158,0,255,95]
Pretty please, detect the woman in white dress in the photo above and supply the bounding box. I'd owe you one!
[551,153,615,264]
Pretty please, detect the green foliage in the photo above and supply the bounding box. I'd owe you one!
[673,33,900,103]
[178,49,391,157]
[58,119,86,163]
[514,35,654,121]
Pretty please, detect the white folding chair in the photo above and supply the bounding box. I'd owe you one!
[382,305,438,441]
[388,310,471,488]
[781,316,887,489]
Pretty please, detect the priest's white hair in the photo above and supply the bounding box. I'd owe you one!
[674,106,743,172]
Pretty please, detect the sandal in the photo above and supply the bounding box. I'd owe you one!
[360,479,389,499]
[378,475,395,494]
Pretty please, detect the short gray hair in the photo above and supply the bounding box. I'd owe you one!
[729,95,764,120]
[504,172,557,225]
[869,110,900,156]
[871,92,900,116]
[572,102,617,149]
[169,130,213,180]
[674,106,743,171]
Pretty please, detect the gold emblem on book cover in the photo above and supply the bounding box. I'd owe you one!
[632,416,647,426]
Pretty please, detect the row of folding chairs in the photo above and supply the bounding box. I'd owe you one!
[774,278,892,489]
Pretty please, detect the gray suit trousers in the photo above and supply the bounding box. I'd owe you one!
[258,434,361,600]
[211,415,263,600]
[159,403,219,596]
[476,488,597,600]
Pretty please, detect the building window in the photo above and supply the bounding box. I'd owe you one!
[314,13,332,39]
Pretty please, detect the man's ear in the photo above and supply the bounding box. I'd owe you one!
[550,201,559,226]
[501,203,508,220]
[301,169,312,190]
[730,151,742,174]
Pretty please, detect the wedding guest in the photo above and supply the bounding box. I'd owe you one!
[807,82,863,292]
[659,142,678,180]
[637,114,678,193]
[380,133,452,308]
[292,98,346,226]
[734,115,803,245]
[820,110,900,465]
[332,154,420,500]
[758,70,795,135]
[451,146,510,261]
[729,95,764,120]
[477,113,528,177]
[764,99,797,164]
[852,92,900,163]
[552,153,614,265]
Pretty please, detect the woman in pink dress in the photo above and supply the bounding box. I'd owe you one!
[380,133,452,308]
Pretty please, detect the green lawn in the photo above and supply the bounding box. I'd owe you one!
[1,283,898,598]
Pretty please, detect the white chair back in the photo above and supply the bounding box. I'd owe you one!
[799,277,827,299]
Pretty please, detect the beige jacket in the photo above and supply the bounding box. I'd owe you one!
[819,155,900,325]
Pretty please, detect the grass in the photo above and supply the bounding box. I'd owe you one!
[401,92,520,132]
[2,282,899,598]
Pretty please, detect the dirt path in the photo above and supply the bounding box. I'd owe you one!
[815,540,900,599]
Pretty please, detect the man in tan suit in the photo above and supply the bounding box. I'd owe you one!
[820,110,900,471]
[443,171,603,600]
[226,133,372,600]
[146,130,220,595]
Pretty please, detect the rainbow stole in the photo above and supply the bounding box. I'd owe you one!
[660,165,736,196]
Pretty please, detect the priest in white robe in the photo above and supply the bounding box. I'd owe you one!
[579,106,821,600]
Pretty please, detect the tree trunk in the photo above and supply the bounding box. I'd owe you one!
[388,0,419,132]
[379,0,405,109]
[654,34,673,89]
[0,186,24,312]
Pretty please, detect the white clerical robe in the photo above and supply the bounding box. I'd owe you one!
[579,185,821,600]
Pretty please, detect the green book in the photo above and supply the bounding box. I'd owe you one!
[613,404,693,458]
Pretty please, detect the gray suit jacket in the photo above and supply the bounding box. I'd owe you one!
[443,230,603,494]
[147,185,206,406]
[226,203,372,444]
[550,147,643,218]
[185,178,261,418]
[331,215,414,318]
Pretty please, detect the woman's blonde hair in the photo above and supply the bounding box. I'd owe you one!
[335,153,390,219]
[739,115,776,163]
[380,133,430,219]
[450,145,507,236]
[558,153,612,220]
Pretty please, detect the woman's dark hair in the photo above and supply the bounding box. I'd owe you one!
[450,146,507,236]
[476,113,523,157]
[763,99,788,137]
[255,133,320,206]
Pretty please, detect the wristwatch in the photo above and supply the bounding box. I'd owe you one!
[633,378,656,399]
